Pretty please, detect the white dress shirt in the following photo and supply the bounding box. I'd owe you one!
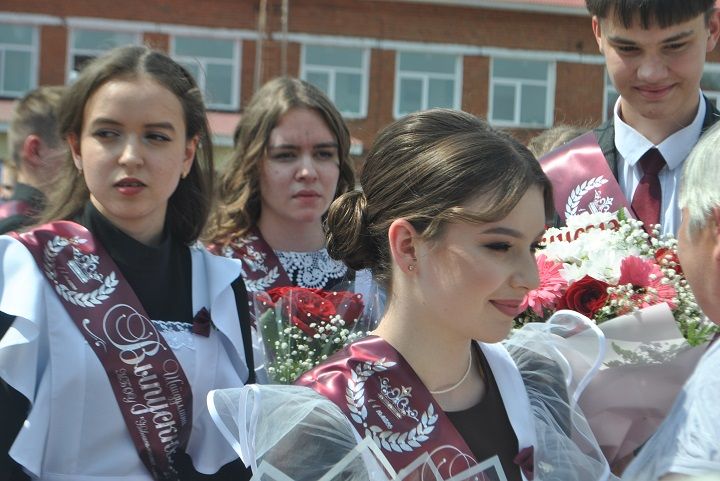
[614,91,706,236]
[622,340,720,480]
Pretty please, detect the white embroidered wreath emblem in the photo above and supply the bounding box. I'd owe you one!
[565,175,609,218]
[346,360,438,453]
[43,236,118,308]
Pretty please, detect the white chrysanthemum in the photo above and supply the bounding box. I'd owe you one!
[565,211,617,230]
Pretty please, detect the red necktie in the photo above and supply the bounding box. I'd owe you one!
[631,148,666,231]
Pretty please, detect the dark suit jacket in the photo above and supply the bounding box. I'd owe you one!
[594,95,720,179]
[0,183,44,235]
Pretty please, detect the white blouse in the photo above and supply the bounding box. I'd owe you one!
[0,236,250,480]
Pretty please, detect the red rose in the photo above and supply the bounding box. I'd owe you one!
[268,286,301,303]
[654,247,683,275]
[556,275,610,318]
[274,288,337,336]
[321,291,364,329]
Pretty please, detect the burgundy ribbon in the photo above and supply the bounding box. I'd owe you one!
[207,226,292,290]
[539,132,630,223]
[12,222,193,481]
[298,336,530,480]
[191,307,212,337]
[513,445,534,480]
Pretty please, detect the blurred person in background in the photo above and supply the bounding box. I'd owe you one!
[0,86,66,234]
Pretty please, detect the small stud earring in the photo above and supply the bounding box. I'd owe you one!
[408,264,415,271]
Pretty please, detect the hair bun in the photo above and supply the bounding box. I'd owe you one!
[325,190,375,271]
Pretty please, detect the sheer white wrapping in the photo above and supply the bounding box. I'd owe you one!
[207,385,395,480]
[504,310,616,481]
[208,311,617,480]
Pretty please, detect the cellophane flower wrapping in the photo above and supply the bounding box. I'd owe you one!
[514,211,718,468]
[207,386,514,481]
[253,284,378,384]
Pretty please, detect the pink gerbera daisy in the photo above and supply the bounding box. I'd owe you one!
[617,256,677,309]
[520,254,567,316]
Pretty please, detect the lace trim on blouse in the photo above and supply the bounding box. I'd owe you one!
[276,249,347,289]
[152,320,195,350]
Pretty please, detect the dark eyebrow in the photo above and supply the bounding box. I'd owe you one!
[89,117,122,127]
[268,142,339,150]
[480,226,546,239]
[480,227,522,238]
[661,30,694,43]
[145,122,176,131]
[89,118,176,131]
[608,29,693,45]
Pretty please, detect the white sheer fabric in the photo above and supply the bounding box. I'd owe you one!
[208,311,616,481]
[504,311,615,481]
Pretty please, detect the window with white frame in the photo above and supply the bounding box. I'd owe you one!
[604,70,619,121]
[394,51,461,117]
[301,44,368,118]
[0,23,37,97]
[173,36,239,111]
[489,58,553,127]
[701,67,720,108]
[69,29,138,81]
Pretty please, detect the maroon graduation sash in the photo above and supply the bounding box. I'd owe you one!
[208,226,291,290]
[296,336,479,479]
[0,199,34,219]
[12,221,192,481]
[539,132,630,223]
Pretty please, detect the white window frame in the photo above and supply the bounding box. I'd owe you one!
[0,23,39,97]
[393,50,462,118]
[300,44,369,119]
[171,35,241,111]
[489,57,555,128]
[66,28,140,82]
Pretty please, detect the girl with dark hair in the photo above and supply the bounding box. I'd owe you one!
[0,45,253,480]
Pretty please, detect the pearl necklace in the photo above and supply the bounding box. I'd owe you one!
[429,353,474,395]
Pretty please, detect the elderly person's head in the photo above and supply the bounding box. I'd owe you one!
[678,122,720,323]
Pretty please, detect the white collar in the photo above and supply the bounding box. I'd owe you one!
[190,245,247,373]
[614,91,706,171]
[478,342,537,458]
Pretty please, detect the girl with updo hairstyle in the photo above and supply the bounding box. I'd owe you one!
[209,109,615,481]
[205,77,357,293]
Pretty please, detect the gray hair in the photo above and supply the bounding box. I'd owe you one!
[679,122,720,234]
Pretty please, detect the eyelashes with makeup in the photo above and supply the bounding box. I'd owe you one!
[484,242,542,253]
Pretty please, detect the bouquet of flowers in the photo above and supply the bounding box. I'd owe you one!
[253,285,372,384]
[516,211,716,345]
[513,211,717,468]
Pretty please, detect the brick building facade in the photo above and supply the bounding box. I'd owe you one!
[1,0,719,162]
